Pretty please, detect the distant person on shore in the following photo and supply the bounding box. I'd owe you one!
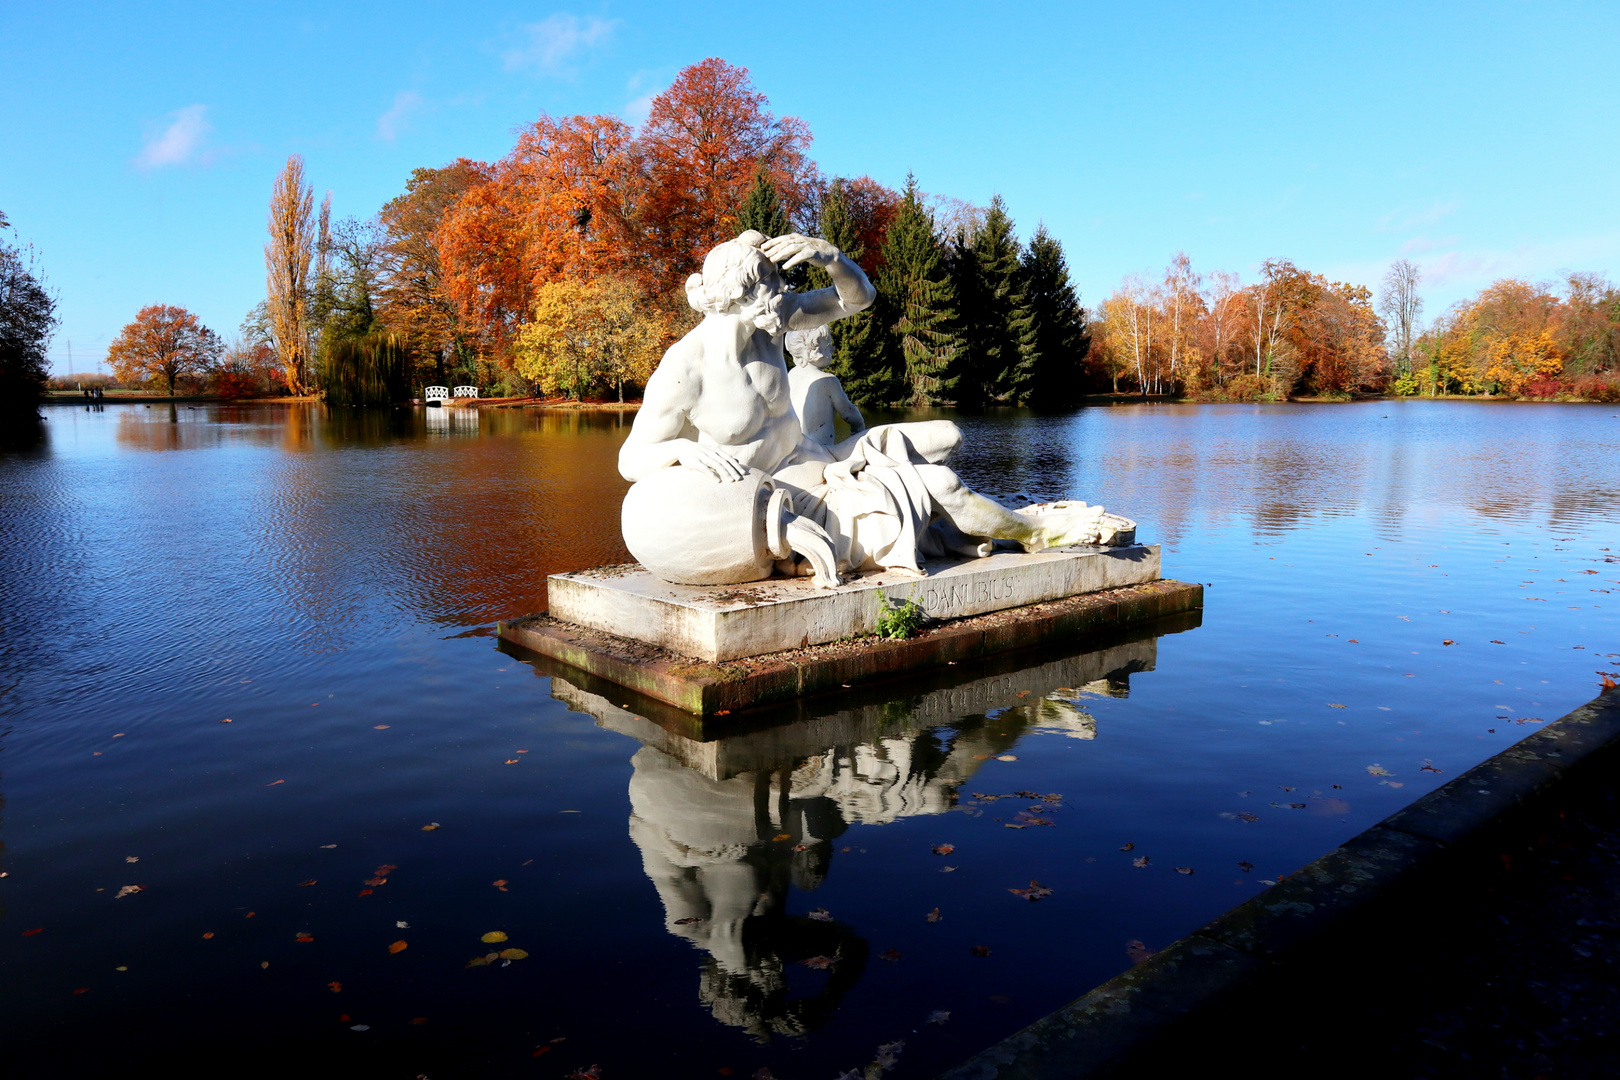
[784,325,865,449]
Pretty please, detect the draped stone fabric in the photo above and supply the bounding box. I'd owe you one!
[784,424,953,577]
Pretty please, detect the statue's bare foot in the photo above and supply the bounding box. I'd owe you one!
[1016,501,1133,551]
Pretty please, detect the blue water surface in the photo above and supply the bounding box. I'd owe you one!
[0,400,1616,1078]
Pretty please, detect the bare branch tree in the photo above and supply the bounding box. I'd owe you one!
[1378,258,1423,376]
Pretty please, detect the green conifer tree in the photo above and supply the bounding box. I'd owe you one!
[808,178,896,403]
[947,227,987,407]
[1020,224,1090,406]
[966,195,1029,404]
[735,163,791,239]
[878,176,962,405]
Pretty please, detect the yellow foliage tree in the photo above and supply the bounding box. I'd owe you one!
[512,278,668,401]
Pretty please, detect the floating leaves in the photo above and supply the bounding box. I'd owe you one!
[480,931,508,944]
[295,933,315,943]
[807,908,834,922]
[1008,880,1053,901]
[931,843,955,856]
[1236,812,1259,823]
[202,932,215,939]
[1238,861,1254,872]
[1126,940,1156,964]
[995,755,1018,762]
[1327,703,1347,709]
[1174,867,1194,875]
[421,822,441,831]
[1366,765,1392,777]
[927,1010,951,1025]
[115,885,144,899]
[124,856,139,864]
[21,928,43,937]
[328,982,342,993]
[387,940,408,954]
[925,907,943,923]
[1119,842,1135,851]
[1442,639,1456,646]
[1132,856,1150,868]
[492,879,509,891]
[771,833,791,842]
[800,955,837,970]
[296,879,318,887]
[880,948,901,961]
[499,948,529,960]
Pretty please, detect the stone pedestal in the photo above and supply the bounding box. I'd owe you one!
[547,544,1162,663]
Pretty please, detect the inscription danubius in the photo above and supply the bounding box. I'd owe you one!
[920,576,1018,617]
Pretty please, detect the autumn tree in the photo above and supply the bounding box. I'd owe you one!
[512,278,667,401]
[0,212,58,420]
[265,155,315,395]
[639,58,818,282]
[106,305,222,396]
[377,159,484,388]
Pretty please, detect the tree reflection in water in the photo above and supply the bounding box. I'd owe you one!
[534,621,1185,1042]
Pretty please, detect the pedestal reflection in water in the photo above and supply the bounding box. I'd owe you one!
[524,622,1178,1044]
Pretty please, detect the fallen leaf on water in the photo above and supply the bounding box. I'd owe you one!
[296,879,318,887]
[1126,940,1156,964]
[1366,764,1392,776]
[714,709,731,716]
[1132,856,1150,868]
[1491,640,1506,645]
[1347,639,1359,644]
[566,1066,602,1079]
[364,877,388,887]
[1009,880,1054,901]
[465,956,491,968]
[875,1041,905,1069]
[267,780,285,786]
[532,1046,550,1057]
[375,864,397,876]
[481,931,508,943]
[72,988,89,995]
[1174,867,1194,875]
[880,948,901,961]
[21,928,43,936]
[261,961,269,969]
[1421,764,1444,773]
[396,920,409,928]
[319,844,337,849]
[793,843,808,852]
[357,889,373,897]
[338,1014,350,1022]
[941,865,957,872]
[800,955,837,970]
[1014,691,1030,698]
[1442,639,1455,646]
[295,933,314,943]
[388,940,408,954]
[498,948,528,960]
[772,833,791,842]
[115,885,144,899]
[1003,823,1026,829]
[125,856,139,863]
[1120,842,1137,852]
[970,945,991,957]
[752,1070,773,1080]
[807,908,834,922]
[421,823,440,831]
[927,1010,951,1025]
[1327,704,1346,709]
[220,718,232,723]
[925,907,943,923]
[996,754,1018,762]
[374,725,389,730]
[202,932,214,939]
[492,879,508,888]
[932,843,955,855]
[1238,861,1254,872]
[503,759,519,765]
[350,1024,369,1032]
[1236,812,1259,822]
[328,982,342,992]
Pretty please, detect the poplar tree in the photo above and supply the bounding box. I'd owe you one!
[1020,224,1090,405]
[265,155,315,396]
[878,176,961,405]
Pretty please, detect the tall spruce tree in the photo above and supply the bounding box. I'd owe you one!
[735,163,791,239]
[878,176,961,405]
[811,178,896,404]
[1020,224,1090,405]
[953,195,1030,405]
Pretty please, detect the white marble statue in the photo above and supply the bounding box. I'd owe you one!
[784,325,865,449]
[618,230,1131,588]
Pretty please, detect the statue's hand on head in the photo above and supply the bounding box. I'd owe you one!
[677,440,750,483]
[761,233,839,272]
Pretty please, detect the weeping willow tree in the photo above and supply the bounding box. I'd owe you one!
[319,332,411,406]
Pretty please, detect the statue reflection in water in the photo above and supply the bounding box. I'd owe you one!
[542,629,1164,1042]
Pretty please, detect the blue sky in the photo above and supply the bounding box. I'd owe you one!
[3,1,1617,374]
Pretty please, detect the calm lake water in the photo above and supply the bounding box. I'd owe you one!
[2,400,1617,1078]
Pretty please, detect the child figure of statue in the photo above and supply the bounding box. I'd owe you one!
[784,325,865,448]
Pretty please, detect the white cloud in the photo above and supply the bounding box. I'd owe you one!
[620,70,667,128]
[136,105,212,169]
[502,14,618,76]
[376,91,424,142]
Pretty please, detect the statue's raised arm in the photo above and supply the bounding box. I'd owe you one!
[759,233,876,331]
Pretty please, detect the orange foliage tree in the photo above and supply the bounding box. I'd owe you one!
[106,305,222,396]
[435,58,818,368]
